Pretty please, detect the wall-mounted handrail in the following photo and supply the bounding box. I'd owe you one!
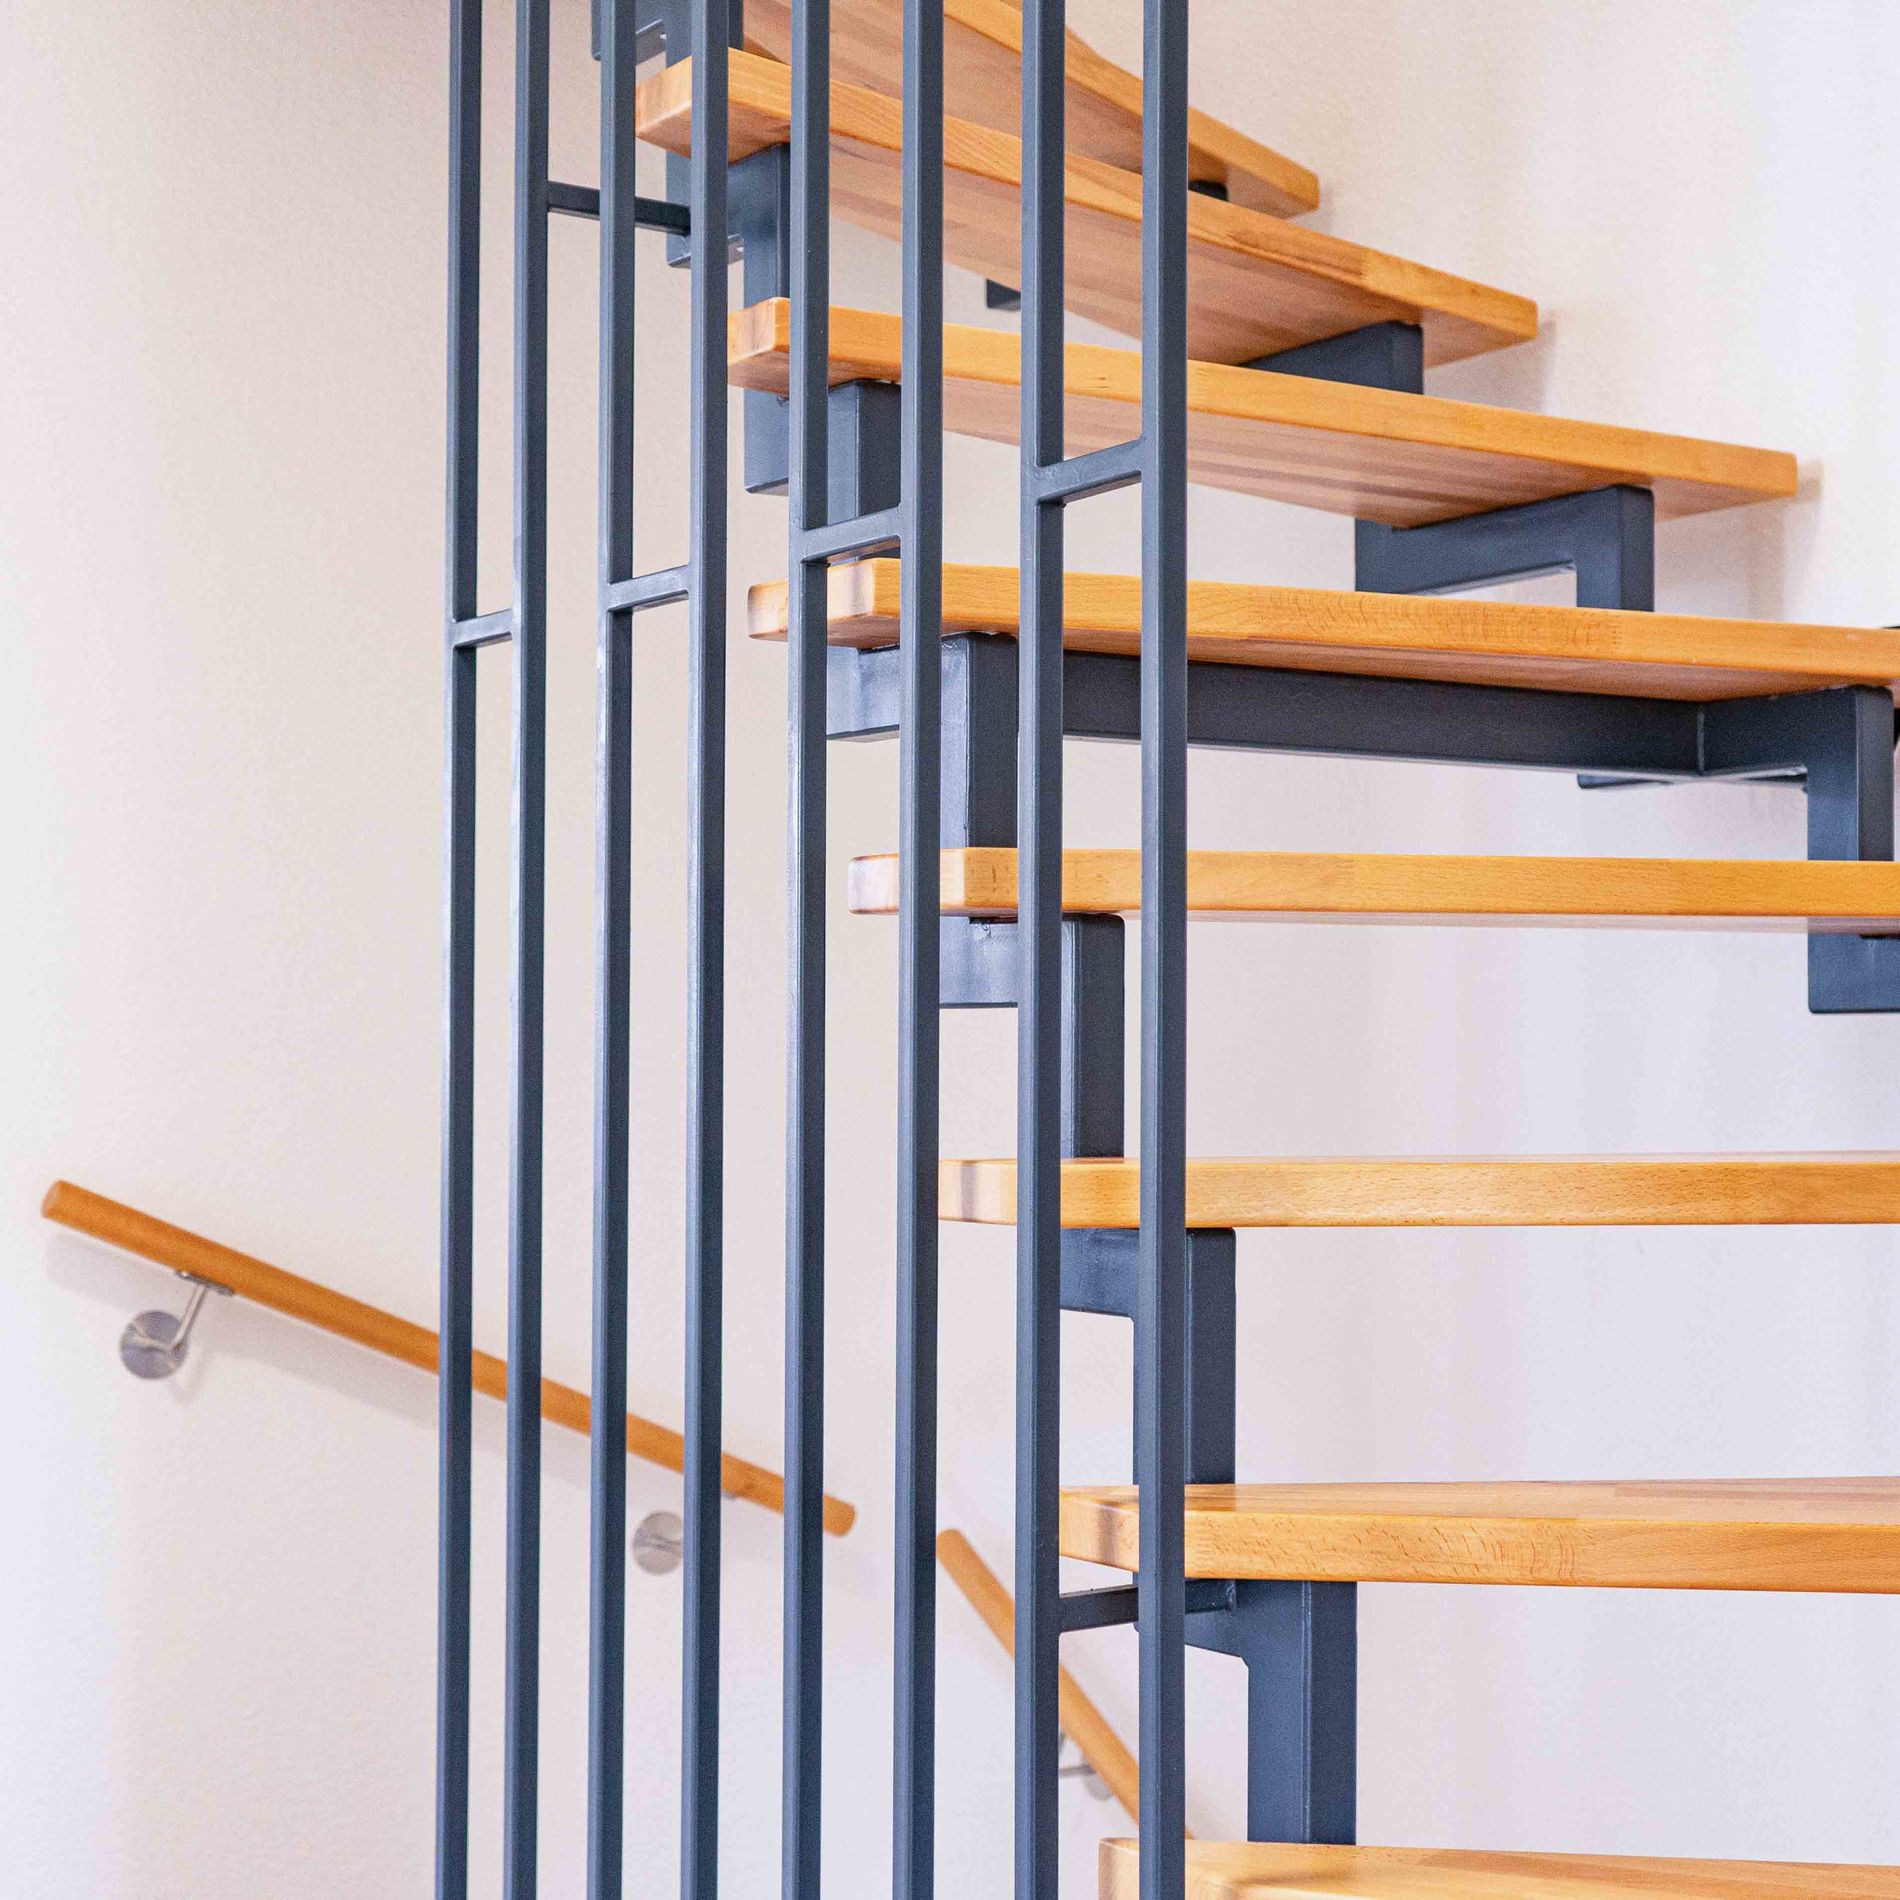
[937,1528,1184,1833]
[43,1181,855,1536]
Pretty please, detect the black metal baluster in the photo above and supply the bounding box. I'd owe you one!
[683,5,730,1896]
[894,4,944,1896]
[783,0,831,1892]
[1015,0,1066,1893]
[503,0,550,1891]
[1137,1,1190,1896]
[436,13,481,1886]
[587,0,638,1890]
[438,653,478,1900]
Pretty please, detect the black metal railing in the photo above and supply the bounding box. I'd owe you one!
[1014,2,1192,1894]
[438,2,726,1896]
[891,0,945,1889]
[440,3,1192,1897]
[781,0,830,1887]
[438,1,551,1896]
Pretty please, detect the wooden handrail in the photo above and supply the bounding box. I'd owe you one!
[938,1528,1180,1832]
[43,1180,855,1537]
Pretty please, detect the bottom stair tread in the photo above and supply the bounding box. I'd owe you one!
[941,1153,1900,1229]
[1100,1842,1900,1898]
[848,848,1900,932]
[1060,1478,1900,1592]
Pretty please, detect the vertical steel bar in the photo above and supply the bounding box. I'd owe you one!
[587,0,638,1890]
[439,649,478,1900]
[440,685,481,1900]
[894,1,943,1895]
[437,0,481,1891]
[783,0,830,1890]
[1136,0,1190,1896]
[444,5,482,630]
[682,5,730,1897]
[504,0,550,1888]
[1014,0,1065,1894]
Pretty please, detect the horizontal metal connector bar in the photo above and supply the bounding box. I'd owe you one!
[1060,1579,1233,1633]
[1060,1586,1141,1633]
[450,608,514,649]
[548,180,599,217]
[547,179,691,235]
[633,194,691,235]
[1033,439,1143,505]
[605,565,691,613]
[796,506,903,565]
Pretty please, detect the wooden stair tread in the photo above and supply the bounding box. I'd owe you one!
[940,1153,1900,1228]
[740,0,1320,218]
[639,52,1531,367]
[1099,1841,1900,1899]
[849,849,1900,933]
[1061,1478,1900,1593]
[728,300,1797,525]
[747,562,1900,702]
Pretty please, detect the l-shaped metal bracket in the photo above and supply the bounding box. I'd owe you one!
[1057,1226,1357,1844]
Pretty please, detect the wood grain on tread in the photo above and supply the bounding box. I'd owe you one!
[747,562,1900,702]
[740,0,1321,217]
[1099,1840,1900,1899]
[847,849,1900,932]
[728,301,1797,524]
[939,1154,1900,1229]
[638,52,1530,366]
[1060,1479,1900,1593]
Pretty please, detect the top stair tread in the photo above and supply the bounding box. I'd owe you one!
[1061,1477,1900,1593]
[727,300,1798,524]
[740,0,1321,217]
[1099,1841,1900,1899]
[638,50,1533,366]
[748,562,1900,702]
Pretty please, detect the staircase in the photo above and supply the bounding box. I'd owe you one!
[436,1,1900,1895]
[684,3,1899,1895]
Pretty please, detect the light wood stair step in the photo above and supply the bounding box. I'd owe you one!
[740,0,1321,218]
[748,561,1900,702]
[1061,1478,1900,1593]
[940,1153,1900,1228]
[849,849,1900,932]
[1100,1841,1900,1899]
[728,301,1797,525]
[640,51,1532,367]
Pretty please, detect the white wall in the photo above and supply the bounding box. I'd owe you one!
[4,1,1899,1894]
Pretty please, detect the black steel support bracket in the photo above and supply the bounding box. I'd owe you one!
[833,635,1708,781]
[1254,320,1424,394]
[1357,485,1657,612]
[1056,1225,1357,1844]
[1702,686,1900,1011]
[1058,1229,1234,1482]
[1188,1579,1358,1846]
